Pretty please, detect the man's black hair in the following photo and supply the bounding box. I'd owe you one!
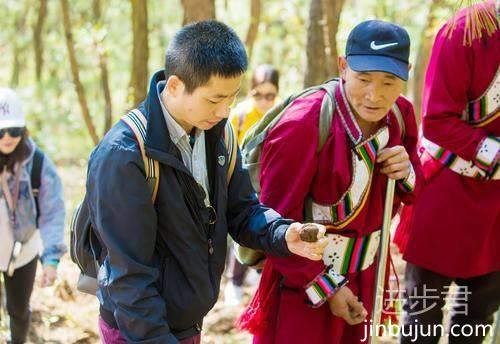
[165,20,248,93]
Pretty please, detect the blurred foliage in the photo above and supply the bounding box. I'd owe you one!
[0,0,456,165]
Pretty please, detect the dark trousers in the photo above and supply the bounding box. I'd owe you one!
[401,262,500,344]
[1,257,38,344]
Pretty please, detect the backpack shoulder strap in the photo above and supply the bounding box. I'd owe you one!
[121,109,160,202]
[31,147,44,227]
[317,79,339,153]
[303,79,338,222]
[391,102,406,140]
[224,121,238,184]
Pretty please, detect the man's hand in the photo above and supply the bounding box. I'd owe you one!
[285,223,328,261]
[377,145,410,180]
[328,286,368,325]
[40,264,58,287]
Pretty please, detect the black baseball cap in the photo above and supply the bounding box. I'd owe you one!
[345,20,410,81]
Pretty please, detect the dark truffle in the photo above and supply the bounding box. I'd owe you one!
[299,224,319,242]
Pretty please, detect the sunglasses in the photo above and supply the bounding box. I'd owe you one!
[251,91,277,102]
[0,127,25,139]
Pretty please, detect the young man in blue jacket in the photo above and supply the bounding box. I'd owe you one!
[87,20,331,344]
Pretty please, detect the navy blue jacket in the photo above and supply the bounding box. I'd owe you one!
[86,71,291,343]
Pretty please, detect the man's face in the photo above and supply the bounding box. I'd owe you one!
[338,57,405,124]
[165,74,242,132]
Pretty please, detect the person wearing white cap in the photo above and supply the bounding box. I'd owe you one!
[0,88,66,344]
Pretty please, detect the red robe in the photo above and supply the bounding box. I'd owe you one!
[395,2,500,278]
[241,81,422,344]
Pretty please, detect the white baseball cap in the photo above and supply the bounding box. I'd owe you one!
[0,88,25,130]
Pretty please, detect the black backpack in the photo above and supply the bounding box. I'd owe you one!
[70,109,160,295]
[31,147,44,227]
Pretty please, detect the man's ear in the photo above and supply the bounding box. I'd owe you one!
[165,75,185,98]
[338,56,348,79]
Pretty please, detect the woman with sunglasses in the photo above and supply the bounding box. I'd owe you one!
[225,65,280,306]
[0,88,66,344]
[229,64,280,145]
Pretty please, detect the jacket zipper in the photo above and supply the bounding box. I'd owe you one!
[156,134,222,301]
[205,136,224,301]
[207,226,216,299]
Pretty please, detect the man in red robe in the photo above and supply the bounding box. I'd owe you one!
[395,2,499,343]
[239,20,423,343]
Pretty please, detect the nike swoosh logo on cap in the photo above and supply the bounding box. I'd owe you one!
[370,41,398,50]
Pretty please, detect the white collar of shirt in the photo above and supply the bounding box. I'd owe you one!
[156,81,210,205]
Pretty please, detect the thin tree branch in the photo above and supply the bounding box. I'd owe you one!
[60,0,99,145]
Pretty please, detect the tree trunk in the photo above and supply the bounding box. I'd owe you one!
[129,0,149,108]
[245,0,261,64]
[60,0,99,145]
[323,0,345,77]
[93,0,113,134]
[304,0,329,88]
[34,0,48,82]
[11,45,22,88]
[180,0,215,26]
[10,1,31,87]
[412,0,444,124]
